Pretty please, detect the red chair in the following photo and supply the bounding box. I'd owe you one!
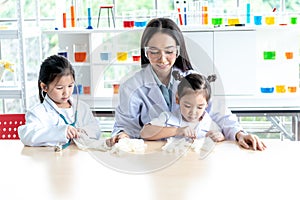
[0,114,25,140]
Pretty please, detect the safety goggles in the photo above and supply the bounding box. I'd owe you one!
[144,45,180,60]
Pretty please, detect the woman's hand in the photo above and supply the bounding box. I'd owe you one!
[176,126,196,139]
[66,126,79,139]
[106,132,130,147]
[205,131,225,142]
[236,131,267,151]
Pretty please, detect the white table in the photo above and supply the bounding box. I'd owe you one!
[1,139,300,200]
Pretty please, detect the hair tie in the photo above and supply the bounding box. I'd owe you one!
[172,71,183,81]
[207,74,217,83]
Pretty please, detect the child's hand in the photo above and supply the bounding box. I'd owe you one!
[205,131,225,142]
[176,126,196,139]
[106,132,129,147]
[66,126,79,139]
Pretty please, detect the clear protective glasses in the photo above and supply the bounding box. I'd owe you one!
[144,45,180,60]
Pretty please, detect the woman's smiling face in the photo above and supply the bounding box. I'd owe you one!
[146,32,178,76]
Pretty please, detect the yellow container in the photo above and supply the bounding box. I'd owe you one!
[275,85,286,93]
[227,18,240,26]
[265,16,275,25]
[117,52,128,61]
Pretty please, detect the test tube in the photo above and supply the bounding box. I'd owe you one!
[175,1,183,25]
[63,12,67,28]
[70,0,75,27]
[246,1,251,24]
[202,1,208,25]
[183,0,187,25]
[86,0,93,29]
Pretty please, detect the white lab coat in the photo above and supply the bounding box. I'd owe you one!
[150,109,222,139]
[18,95,101,147]
[112,65,243,140]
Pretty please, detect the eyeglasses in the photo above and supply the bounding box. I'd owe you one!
[144,46,180,60]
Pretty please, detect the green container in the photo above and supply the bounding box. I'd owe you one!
[212,18,223,26]
[291,17,297,25]
[263,51,276,60]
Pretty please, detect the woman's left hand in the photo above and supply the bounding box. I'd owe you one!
[236,132,267,151]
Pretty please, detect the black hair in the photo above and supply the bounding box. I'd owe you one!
[38,55,75,103]
[140,18,193,72]
[176,72,216,102]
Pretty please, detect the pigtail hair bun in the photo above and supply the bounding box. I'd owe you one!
[172,70,183,81]
[207,74,217,83]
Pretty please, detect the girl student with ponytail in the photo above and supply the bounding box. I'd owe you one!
[18,55,122,149]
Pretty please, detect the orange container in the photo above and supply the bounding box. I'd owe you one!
[288,86,297,93]
[74,52,87,62]
[83,86,91,94]
[285,52,293,59]
[113,83,120,94]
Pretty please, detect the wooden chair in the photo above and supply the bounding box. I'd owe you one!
[0,114,25,139]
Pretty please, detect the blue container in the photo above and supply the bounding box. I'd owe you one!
[254,16,262,25]
[73,84,83,94]
[134,21,147,27]
[58,51,68,58]
[260,87,274,93]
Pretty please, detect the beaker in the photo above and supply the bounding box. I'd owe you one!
[73,44,87,62]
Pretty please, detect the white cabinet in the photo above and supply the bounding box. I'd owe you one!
[183,29,257,96]
[183,27,300,109]
[184,31,214,76]
[213,30,257,96]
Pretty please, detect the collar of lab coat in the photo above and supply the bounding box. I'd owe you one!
[44,94,75,112]
[143,65,179,111]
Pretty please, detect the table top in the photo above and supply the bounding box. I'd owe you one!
[1,139,300,200]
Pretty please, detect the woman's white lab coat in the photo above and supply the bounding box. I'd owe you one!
[112,65,243,140]
[18,95,101,147]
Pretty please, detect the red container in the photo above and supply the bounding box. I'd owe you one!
[132,55,141,62]
[123,20,134,28]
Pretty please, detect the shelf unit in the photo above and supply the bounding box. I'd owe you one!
[43,26,300,111]
[0,0,41,113]
[0,29,23,111]
[43,28,143,108]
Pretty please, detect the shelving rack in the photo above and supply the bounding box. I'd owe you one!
[0,0,41,113]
